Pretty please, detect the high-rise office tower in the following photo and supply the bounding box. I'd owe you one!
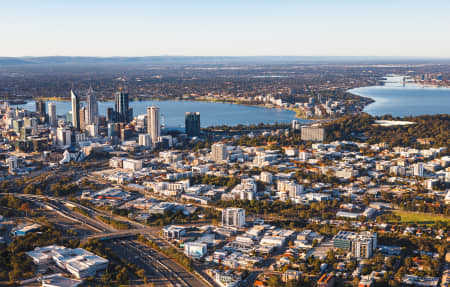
[147,106,160,143]
[86,86,98,125]
[106,107,115,123]
[71,89,80,130]
[114,91,133,123]
[211,143,228,163]
[35,100,46,119]
[48,102,57,127]
[185,112,200,137]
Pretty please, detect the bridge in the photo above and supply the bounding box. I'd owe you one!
[80,227,161,242]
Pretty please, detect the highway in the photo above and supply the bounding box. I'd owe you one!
[113,238,208,287]
[1,193,210,286]
[2,193,114,233]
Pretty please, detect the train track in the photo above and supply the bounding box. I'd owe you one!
[115,239,190,287]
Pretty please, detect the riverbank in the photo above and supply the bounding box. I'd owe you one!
[33,95,311,121]
[21,84,376,122]
[13,98,301,128]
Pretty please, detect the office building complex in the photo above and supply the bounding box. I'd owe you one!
[301,126,325,142]
[333,231,377,259]
[222,208,246,228]
[48,102,57,127]
[56,127,72,147]
[333,231,356,250]
[163,225,187,240]
[147,106,160,143]
[184,242,207,258]
[115,91,133,123]
[352,237,373,259]
[138,133,152,148]
[185,112,200,137]
[26,245,108,279]
[71,89,81,130]
[211,143,228,163]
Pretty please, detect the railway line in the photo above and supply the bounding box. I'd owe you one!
[114,238,192,287]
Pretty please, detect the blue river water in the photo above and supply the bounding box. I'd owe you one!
[349,76,450,117]
[16,100,303,129]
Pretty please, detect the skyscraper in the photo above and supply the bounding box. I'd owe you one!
[185,112,200,137]
[106,107,115,123]
[86,86,98,125]
[114,91,133,123]
[48,102,57,127]
[35,100,46,119]
[147,106,160,143]
[71,89,80,130]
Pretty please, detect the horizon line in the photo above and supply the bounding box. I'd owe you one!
[2,55,450,59]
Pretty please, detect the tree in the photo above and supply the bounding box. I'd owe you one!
[19,203,30,214]
[268,275,283,287]
[116,267,128,283]
[136,268,146,278]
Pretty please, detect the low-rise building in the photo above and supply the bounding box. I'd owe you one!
[27,245,109,279]
[163,225,187,240]
[122,158,143,171]
[184,242,207,258]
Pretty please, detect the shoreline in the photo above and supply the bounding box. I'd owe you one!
[24,96,316,121]
[348,75,450,117]
[29,95,369,122]
[14,80,378,122]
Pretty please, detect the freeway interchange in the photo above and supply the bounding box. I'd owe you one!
[1,193,210,287]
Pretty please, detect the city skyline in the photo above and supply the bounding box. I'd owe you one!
[1,0,450,57]
[0,2,449,286]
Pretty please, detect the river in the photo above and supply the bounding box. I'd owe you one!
[15,99,304,129]
[349,76,450,117]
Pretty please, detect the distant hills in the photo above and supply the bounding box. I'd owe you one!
[1,56,449,67]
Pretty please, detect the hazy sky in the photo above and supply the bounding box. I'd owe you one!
[1,0,450,57]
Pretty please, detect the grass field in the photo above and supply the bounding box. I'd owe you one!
[392,210,450,225]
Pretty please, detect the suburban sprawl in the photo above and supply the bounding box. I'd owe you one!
[0,58,449,287]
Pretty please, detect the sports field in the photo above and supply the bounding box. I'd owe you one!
[392,210,450,224]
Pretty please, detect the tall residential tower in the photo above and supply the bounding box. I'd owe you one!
[71,89,80,130]
[147,106,160,143]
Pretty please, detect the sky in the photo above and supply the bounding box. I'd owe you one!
[1,0,450,57]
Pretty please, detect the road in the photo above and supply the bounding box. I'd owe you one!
[2,193,114,232]
[113,238,208,287]
[1,193,210,286]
